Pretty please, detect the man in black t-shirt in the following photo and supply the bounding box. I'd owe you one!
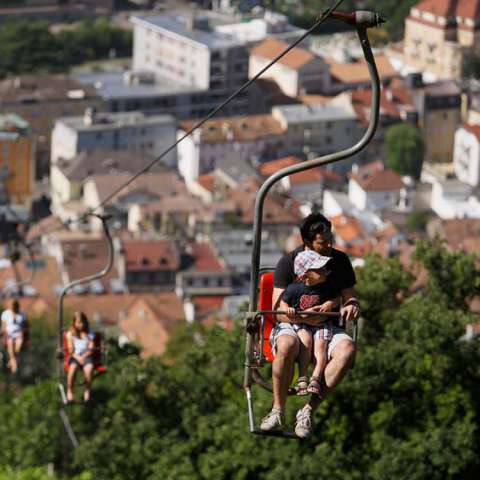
[260,212,361,438]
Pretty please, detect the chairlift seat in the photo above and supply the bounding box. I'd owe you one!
[258,271,276,363]
[63,331,107,374]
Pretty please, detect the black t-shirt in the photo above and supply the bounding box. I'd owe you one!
[274,245,356,295]
[282,281,337,311]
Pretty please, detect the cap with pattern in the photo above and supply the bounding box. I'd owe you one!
[294,250,332,278]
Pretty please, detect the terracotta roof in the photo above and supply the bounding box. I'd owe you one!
[122,239,180,272]
[196,173,215,193]
[0,254,62,303]
[331,214,367,243]
[326,55,397,85]
[227,178,302,225]
[118,293,185,357]
[139,194,201,215]
[258,156,301,177]
[179,114,285,144]
[456,0,480,20]
[64,293,139,326]
[60,235,118,288]
[414,0,457,17]
[352,83,416,127]
[290,167,342,186]
[192,296,225,321]
[188,242,225,272]
[0,74,98,103]
[251,38,315,70]
[434,218,480,255]
[463,123,480,140]
[349,161,404,191]
[89,171,187,205]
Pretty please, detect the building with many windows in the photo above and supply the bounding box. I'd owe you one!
[403,0,480,79]
[0,114,35,204]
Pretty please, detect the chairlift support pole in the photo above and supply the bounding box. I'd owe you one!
[243,10,384,436]
[57,214,114,404]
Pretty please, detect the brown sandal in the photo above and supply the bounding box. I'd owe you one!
[307,376,322,396]
[296,376,309,396]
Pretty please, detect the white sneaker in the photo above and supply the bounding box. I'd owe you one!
[295,406,313,438]
[260,408,284,431]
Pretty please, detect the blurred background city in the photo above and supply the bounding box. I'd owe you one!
[0,0,479,478]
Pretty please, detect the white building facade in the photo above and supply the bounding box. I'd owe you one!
[51,110,177,166]
[453,125,480,187]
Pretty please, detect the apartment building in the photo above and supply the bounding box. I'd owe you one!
[403,0,480,79]
[51,109,176,166]
[0,114,35,204]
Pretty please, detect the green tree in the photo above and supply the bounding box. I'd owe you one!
[385,123,425,180]
[0,243,479,479]
[405,211,429,232]
[413,238,480,311]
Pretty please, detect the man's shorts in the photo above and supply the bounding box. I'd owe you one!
[270,322,353,359]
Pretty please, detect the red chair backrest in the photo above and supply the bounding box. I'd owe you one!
[63,331,106,374]
[259,271,275,362]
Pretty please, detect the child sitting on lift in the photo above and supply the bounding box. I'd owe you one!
[1,298,28,373]
[66,311,94,403]
[280,250,339,396]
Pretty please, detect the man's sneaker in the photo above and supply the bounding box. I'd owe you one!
[295,406,313,438]
[260,407,284,431]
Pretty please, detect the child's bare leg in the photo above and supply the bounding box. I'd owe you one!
[308,338,328,395]
[296,329,312,379]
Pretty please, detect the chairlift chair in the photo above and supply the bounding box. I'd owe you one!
[243,5,384,439]
[57,214,113,405]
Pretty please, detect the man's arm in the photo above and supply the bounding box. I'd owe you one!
[340,287,361,321]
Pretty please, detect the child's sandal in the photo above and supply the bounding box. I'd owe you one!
[307,376,322,396]
[296,376,309,396]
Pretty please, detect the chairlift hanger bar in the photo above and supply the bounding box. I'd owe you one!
[1,240,36,298]
[243,5,384,438]
[26,0,347,246]
[56,214,113,403]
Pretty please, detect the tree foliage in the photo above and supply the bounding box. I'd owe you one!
[385,123,425,180]
[0,18,132,78]
[0,242,479,478]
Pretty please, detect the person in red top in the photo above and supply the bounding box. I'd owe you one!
[260,212,361,438]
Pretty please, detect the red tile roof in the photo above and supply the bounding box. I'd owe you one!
[60,235,119,288]
[188,242,225,272]
[414,0,457,17]
[325,55,397,85]
[258,156,301,177]
[192,295,225,321]
[251,38,315,70]
[227,178,301,225]
[349,161,404,191]
[179,114,285,144]
[456,0,480,20]
[463,123,480,140]
[122,239,180,272]
[352,83,416,127]
[118,293,185,357]
[196,173,215,193]
[290,167,342,185]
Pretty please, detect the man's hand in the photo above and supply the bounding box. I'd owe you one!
[341,303,360,321]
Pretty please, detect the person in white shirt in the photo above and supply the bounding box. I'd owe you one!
[66,311,94,403]
[1,298,28,373]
